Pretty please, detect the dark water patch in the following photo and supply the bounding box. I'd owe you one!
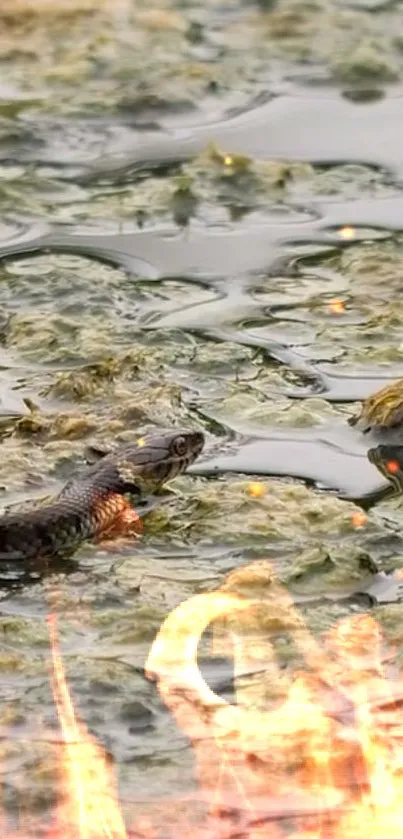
[2,221,403,403]
[1,194,403,285]
[188,324,403,400]
[283,365,403,400]
[84,91,403,182]
[0,217,321,279]
[0,118,44,152]
[188,423,390,499]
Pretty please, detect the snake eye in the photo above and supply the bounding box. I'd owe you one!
[171,434,188,457]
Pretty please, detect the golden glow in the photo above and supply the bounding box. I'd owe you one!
[339,225,356,239]
[146,561,403,837]
[223,155,233,166]
[329,298,345,314]
[247,481,265,498]
[351,511,368,528]
[4,560,403,837]
[48,614,128,839]
[136,437,146,447]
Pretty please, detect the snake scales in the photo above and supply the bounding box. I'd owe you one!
[0,429,204,562]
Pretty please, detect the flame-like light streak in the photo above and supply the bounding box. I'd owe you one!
[2,556,402,839]
[146,564,403,837]
[146,585,346,825]
[146,592,256,819]
[47,614,128,839]
[322,615,403,837]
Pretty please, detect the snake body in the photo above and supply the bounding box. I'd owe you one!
[0,429,204,562]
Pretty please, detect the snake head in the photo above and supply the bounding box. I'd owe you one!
[368,444,403,495]
[107,429,205,494]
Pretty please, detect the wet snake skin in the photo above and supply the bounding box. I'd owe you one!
[0,429,204,562]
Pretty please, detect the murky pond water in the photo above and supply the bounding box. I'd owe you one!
[2,0,403,833]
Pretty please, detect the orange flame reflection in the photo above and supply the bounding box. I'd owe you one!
[3,560,403,838]
[146,561,403,837]
[47,614,128,839]
[328,299,345,315]
[386,460,400,474]
[351,511,368,528]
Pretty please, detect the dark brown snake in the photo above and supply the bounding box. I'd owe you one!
[368,444,403,497]
[0,429,204,562]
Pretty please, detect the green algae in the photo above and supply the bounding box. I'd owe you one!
[0,150,396,227]
[324,238,403,296]
[42,353,147,401]
[142,474,382,553]
[0,616,51,650]
[299,238,403,365]
[94,604,169,645]
[178,145,314,215]
[0,0,401,122]
[225,236,403,370]
[285,544,378,592]
[290,163,399,200]
[331,37,400,82]
[199,387,343,431]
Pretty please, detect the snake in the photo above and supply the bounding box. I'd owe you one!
[368,444,403,497]
[0,429,204,562]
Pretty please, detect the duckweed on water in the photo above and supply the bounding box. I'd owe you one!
[182,145,313,212]
[0,0,402,118]
[202,387,343,430]
[14,158,394,224]
[0,616,50,649]
[331,38,400,83]
[42,353,147,400]
[143,475,382,551]
[15,405,98,440]
[286,544,378,591]
[325,239,403,295]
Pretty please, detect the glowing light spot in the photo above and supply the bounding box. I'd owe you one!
[329,299,345,314]
[224,155,233,166]
[387,459,400,474]
[47,614,129,838]
[247,481,265,498]
[339,225,356,239]
[351,511,368,529]
[137,438,146,447]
